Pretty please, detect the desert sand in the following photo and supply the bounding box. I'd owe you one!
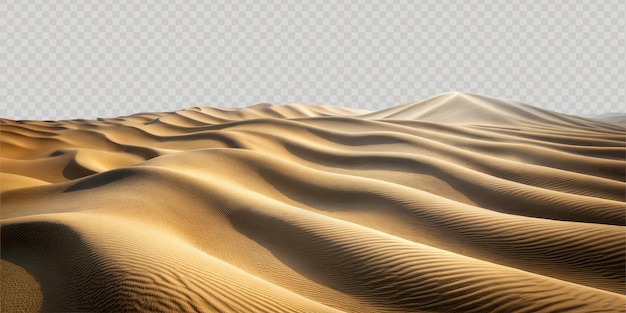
[1,92,625,312]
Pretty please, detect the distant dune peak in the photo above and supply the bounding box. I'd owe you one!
[139,93,623,132]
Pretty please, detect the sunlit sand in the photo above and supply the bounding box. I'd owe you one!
[2,92,624,312]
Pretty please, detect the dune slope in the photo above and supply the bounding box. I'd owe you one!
[2,92,625,312]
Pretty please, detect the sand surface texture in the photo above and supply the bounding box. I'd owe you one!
[1,92,625,312]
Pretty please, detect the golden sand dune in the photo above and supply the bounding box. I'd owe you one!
[1,92,625,312]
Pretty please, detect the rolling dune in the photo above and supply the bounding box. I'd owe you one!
[1,92,625,312]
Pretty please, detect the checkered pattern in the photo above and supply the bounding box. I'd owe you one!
[2,0,625,120]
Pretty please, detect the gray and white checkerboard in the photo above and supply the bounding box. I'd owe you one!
[3,0,625,120]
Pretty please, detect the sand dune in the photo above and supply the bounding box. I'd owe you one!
[1,92,625,312]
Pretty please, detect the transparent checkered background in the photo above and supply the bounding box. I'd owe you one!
[2,0,625,120]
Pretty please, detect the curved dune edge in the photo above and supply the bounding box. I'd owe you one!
[1,93,625,312]
[1,214,344,313]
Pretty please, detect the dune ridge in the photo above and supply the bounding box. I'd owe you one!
[1,92,625,312]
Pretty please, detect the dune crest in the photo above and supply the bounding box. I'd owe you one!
[2,93,625,312]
